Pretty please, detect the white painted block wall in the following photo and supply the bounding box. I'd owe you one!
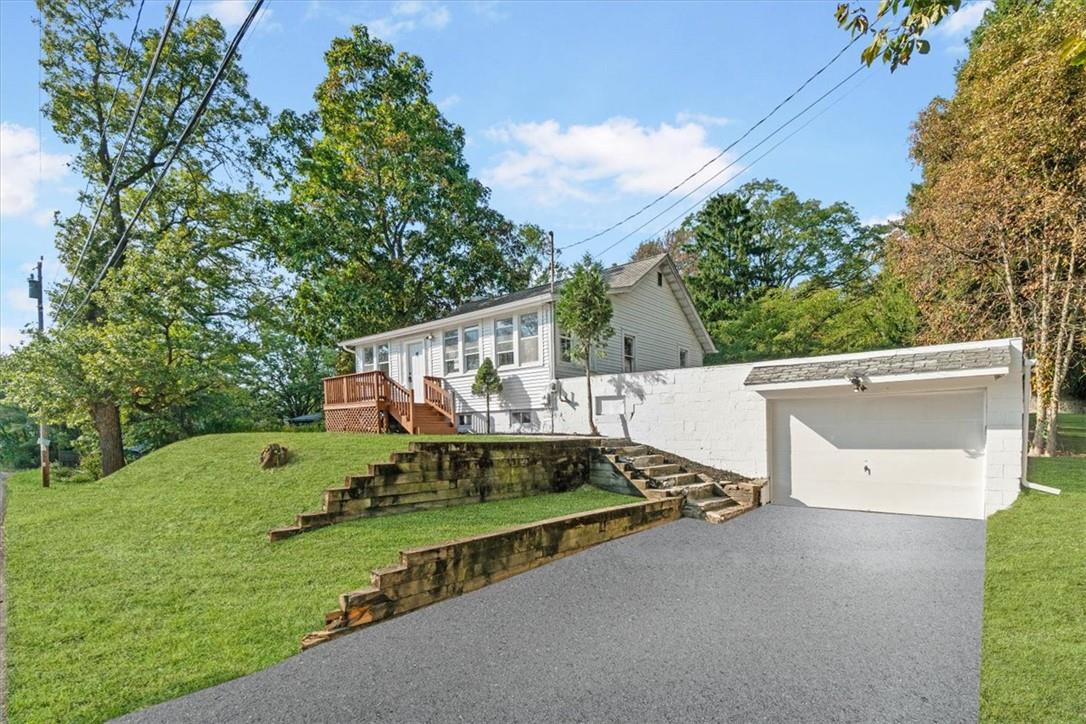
[550,339,1027,518]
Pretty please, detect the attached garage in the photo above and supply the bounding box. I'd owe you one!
[746,340,1028,520]
[768,390,986,518]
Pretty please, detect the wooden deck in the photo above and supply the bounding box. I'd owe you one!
[323,371,456,434]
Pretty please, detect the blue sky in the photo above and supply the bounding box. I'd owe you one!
[0,0,992,350]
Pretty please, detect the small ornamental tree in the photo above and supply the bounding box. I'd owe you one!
[471,358,503,434]
[555,254,614,436]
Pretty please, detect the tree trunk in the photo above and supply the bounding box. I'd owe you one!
[485,394,491,434]
[90,400,126,476]
[585,348,598,436]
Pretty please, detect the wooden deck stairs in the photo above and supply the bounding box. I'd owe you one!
[323,371,456,434]
[600,444,765,523]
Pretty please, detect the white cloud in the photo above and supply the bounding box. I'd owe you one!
[437,94,462,111]
[369,1,451,38]
[469,1,507,22]
[202,0,281,34]
[676,111,731,128]
[936,1,992,36]
[0,123,69,218]
[863,212,903,227]
[483,117,738,205]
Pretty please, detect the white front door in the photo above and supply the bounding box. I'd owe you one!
[406,341,426,398]
[769,390,986,519]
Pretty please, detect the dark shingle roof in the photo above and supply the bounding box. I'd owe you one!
[444,254,665,318]
[743,344,1011,386]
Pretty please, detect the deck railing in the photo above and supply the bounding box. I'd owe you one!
[423,376,455,422]
[324,370,443,432]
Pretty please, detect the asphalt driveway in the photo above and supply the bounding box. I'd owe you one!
[119,505,986,723]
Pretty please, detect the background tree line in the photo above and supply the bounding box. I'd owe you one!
[0,0,1081,475]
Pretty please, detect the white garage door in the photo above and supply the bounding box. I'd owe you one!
[770,390,986,519]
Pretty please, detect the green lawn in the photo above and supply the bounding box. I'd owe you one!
[1054,412,1085,454]
[981,440,1085,720]
[3,432,631,723]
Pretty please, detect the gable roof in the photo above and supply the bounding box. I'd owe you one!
[444,253,667,318]
[340,253,716,354]
[743,341,1012,387]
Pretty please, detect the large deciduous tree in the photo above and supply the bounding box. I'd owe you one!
[896,0,1086,454]
[10,0,267,474]
[260,26,542,346]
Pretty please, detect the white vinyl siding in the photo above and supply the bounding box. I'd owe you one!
[556,263,704,378]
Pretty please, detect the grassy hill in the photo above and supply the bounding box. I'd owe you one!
[3,432,629,722]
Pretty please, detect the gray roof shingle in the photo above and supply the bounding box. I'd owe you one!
[444,254,665,318]
[743,344,1011,386]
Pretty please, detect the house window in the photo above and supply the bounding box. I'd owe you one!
[443,329,459,374]
[559,334,572,363]
[362,346,375,371]
[511,411,533,426]
[518,312,539,364]
[376,343,390,375]
[623,335,635,372]
[495,317,515,367]
[457,413,473,428]
[463,325,480,372]
[657,271,663,286]
[679,348,688,368]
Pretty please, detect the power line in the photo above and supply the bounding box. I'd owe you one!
[590,64,866,261]
[560,31,866,252]
[51,0,147,294]
[596,72,872,262]
[55,0,179,319]
[61,0,266,329]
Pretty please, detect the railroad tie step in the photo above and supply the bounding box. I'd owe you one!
[644,463,681,478]
[631,454,665,467]
[704,504,752,524]
[620,445,648,457]
[655,472,699,488]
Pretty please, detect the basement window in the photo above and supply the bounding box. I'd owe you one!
[511,411,533,426]
[457,413,473,429]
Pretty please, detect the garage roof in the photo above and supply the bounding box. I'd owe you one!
[744,343,1012,387]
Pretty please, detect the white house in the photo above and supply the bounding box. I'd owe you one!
[324,253,716,434]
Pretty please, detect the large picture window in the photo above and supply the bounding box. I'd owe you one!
[463,325,480,372]
[443,329,460,374]
[495,317,515,367]
[377,343,390,375]
[518,312,539,364]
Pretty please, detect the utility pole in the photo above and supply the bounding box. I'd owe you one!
[27,257,49,488]
[548,231,557,434]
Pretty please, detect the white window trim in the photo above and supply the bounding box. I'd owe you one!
[623,334,636,373]
[494,316,516,369]
[440,305,546,380]
[462,323,482,375]
[443,328,461,375]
